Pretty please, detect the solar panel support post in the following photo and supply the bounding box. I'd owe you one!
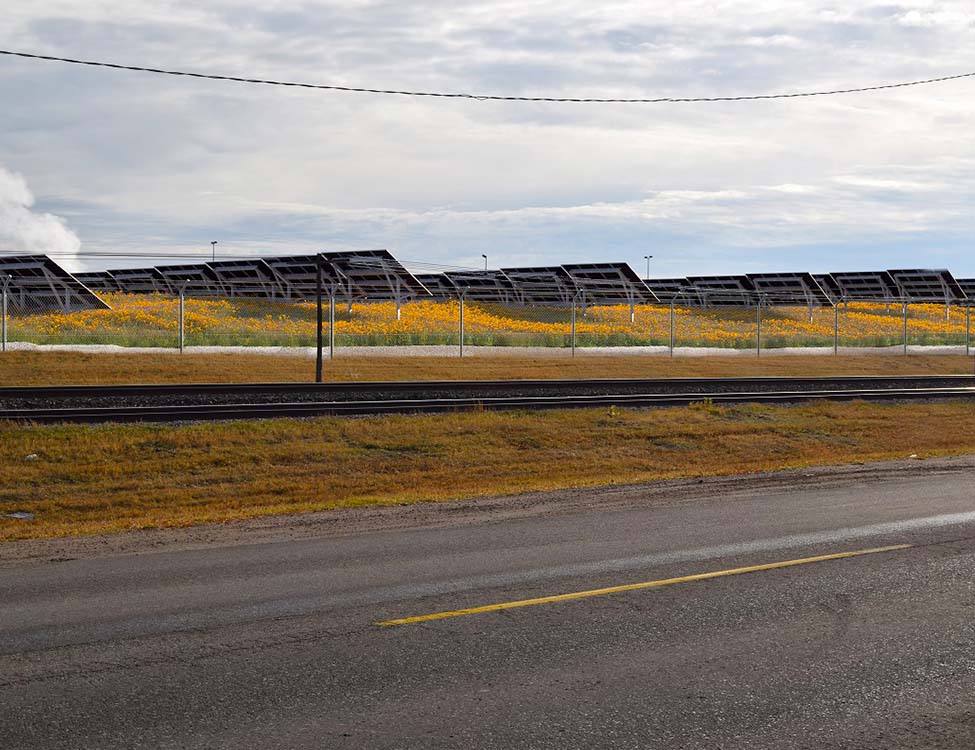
[315,256,324,383]
[329,294,336,360]
[629,299,635,324]
[458,292,466,359]
[669,300,675,357]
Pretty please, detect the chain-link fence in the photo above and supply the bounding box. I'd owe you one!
[3,286,973,357]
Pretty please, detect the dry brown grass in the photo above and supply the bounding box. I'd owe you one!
[3,399,975,541]
[1,350,972,385]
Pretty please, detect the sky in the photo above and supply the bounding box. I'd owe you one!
[0,1,972,276]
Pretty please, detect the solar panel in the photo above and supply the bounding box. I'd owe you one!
[644,278,703,305]
[154,263,226,295]
[746,272,834,307]
[323,249,430,301]
[560,263,658,304]
[812,273,842,302]
[685,275,756,307]
[0,255,110,313]
[886,269,966,303]
[206,259,293,298]
[110,267,171,294]
[73,270,122,293]
[261,255,324,298]
[827,271,899,301]
[414,273,456,299]
[443,270,517,303]
[500,266,577,305]
[956,279,975,300]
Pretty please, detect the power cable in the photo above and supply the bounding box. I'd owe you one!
[1,49,972,103]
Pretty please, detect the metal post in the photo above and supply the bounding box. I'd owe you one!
[833,300,839,355]
[178,289,185,353]
[570,296,577,357]
[1,278,8,353]
[629,301,635,324]
[669,300,675,358]
[329,294,336,360]
[756,297,762,357]
[903,301,908,355]
[315,257,324,383]
[459,293,465,358]
[966,304,970,357]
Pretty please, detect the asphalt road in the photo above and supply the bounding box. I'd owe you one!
[3,469,975,748]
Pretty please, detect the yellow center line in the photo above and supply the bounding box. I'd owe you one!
[376,543,912,627]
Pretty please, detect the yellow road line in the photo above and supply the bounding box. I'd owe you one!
[376,543,912,626]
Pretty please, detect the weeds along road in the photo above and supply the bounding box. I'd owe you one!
[3,464,975,748]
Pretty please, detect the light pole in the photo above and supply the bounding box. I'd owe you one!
[481,254,488,271]
[210,241,217,262]
[644,255,653,279]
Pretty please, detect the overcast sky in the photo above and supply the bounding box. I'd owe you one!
[0,1,973,275]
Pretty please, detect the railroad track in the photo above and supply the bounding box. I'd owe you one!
[2,375,974,423]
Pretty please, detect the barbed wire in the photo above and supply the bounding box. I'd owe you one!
[1,49,972,103]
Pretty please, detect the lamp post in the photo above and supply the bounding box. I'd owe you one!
[481,254,488,271]
[210,241,217,262]
[644,255,653,279]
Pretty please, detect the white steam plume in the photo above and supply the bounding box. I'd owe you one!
[0,166,81,270]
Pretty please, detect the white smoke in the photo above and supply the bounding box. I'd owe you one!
[0,166,81,270]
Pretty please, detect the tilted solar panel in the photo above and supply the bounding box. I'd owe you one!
[443,270,517,302]
[956,279,975,300]
[109,267,171,294]
[746,272,834,307]
[500,266,577,305]
[206,259,293,298]
[812,273,842,302]
[154,263,226,295]
[827,271,899,301]
[73,270,122,293]
[886,269,966,303]
[0,255,109,313]
[323,249,430,301]
[414,273,456,299]
[685,275,756,307]
[644,278,703,305]
[561,263,658,304]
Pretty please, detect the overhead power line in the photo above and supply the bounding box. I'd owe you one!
[1,49,972,103]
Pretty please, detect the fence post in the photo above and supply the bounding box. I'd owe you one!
[903,301,908,355]
[756,297,762,357]
[669,300,675,358]
[315,256,324,383]
[329,294,336,359]
[459,292,465,358]
[833,299,839,355]
[966,304,971,357]
[570,295,577,357]
[178,288,185,353]
[1,278,8,353]
[1,277,8,353]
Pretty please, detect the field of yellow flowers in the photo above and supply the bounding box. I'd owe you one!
[7,293,971,348]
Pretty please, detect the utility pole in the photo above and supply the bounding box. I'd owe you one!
[210,241,217,262]
[644,255,653,279]
[481,254,488,271]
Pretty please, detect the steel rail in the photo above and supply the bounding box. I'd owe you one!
[2,375,975,399]
[3,386,974,424]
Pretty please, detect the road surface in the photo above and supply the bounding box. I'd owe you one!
[3,464,975,748]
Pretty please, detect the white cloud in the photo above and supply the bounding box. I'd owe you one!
[0,165,81,269]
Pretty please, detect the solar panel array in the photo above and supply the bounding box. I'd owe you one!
[4,251,974,315]
[0,255,109,313]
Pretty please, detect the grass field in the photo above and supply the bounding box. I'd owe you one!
[1,351,973,385]
[9,294,972,348]
[3,400,975,541]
